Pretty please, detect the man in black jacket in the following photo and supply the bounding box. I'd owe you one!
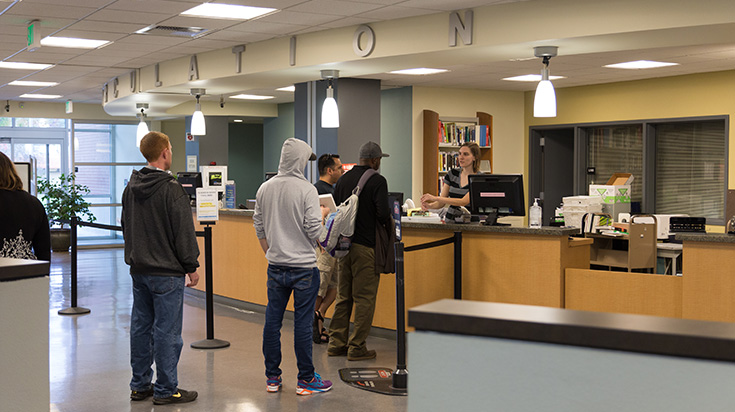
[121,131,200,405]
[327,141,390,361]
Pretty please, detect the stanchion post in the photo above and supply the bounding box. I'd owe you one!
[453,231,462,300]
[191,222,230,349]
[392,241,408,391]
[59,216,90,315]
[204,224,214,340]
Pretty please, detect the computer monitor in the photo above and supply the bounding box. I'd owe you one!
[265,172,277,181]
[176,172,202,201]
[468,174,525,226]
[388,192,404,214]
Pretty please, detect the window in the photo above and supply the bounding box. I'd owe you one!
[654,120,725,220]
[72,122,145,240]
[585,124,643,206]
[579,117,727,224]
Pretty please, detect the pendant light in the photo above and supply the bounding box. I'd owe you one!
[533,46,558,118]
[320,70,339,128]
[190,88,206,136]
[136,103,149,147]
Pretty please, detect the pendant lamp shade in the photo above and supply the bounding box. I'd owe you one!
[136,120,149,147]
[534,67,557,118]
[321,85,339,128]
[191,103,206,136]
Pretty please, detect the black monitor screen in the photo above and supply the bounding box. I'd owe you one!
[468,174,525,226]
[265,172,277,181]
[177,172,202,200]
[388,192,404,212]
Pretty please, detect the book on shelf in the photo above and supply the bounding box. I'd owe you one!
[438,120,490,147]
[438,151,459,173]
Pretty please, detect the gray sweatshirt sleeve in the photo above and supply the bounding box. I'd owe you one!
[253,186,265,239]
[304,189,324,242]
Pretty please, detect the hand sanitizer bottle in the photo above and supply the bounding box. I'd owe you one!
[530,198,542,229]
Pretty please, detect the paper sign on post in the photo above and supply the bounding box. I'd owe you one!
[196,188,219,221]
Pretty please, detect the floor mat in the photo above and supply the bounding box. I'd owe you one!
[338,368,407,396]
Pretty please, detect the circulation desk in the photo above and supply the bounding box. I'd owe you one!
[192,210,589,330]
[679,233,735,322]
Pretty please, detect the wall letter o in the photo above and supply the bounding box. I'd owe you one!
[353,25,375,57]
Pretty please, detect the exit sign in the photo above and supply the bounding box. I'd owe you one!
[27,20,41,52]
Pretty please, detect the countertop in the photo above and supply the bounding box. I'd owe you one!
[0,257,50,282]
[211,209,579,236]
[676,232,735,243]
[409,299,735,362]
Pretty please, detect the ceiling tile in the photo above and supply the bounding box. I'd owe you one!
[259,10,342,26]
[4,2,99,19]
[288,0,385,17]
[229,20,309,35]
[356,5,437,20]
[64,20,147,34]
[86,9,171,25]
[105,0,194,14]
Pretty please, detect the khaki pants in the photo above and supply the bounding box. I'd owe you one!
[327,243,380,356]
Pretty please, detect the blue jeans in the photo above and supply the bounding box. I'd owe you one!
[263,265,319,381]
[129,274,185,398]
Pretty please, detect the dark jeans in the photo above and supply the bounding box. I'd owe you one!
[328,243,380,356]
[129,274,185,398]
[263,265,319,381]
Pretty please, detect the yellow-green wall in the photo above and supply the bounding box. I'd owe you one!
[525,70,735,230]
[411,86,526,201]
[525,70,735,188]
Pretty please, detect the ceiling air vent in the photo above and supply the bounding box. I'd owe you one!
[135,25,209,38]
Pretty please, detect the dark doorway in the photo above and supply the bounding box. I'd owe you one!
[529,127,575,224]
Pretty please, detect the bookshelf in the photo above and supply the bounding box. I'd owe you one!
[422,109,493,195]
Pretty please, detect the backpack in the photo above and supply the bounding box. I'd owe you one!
[319,168,377,257]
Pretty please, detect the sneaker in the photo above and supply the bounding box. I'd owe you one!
[267,376,282,393]
[348,349,376,361]
[130,387,154,401]
[152,388,198,405]
[296,373,332,396]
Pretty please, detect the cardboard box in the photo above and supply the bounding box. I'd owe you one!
[589,173,633,204]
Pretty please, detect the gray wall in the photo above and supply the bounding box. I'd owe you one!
[336,78,381,164]
[228,123,263,203]
[195,116,229,166]
[263,102,294,174]
[380,86,412,197]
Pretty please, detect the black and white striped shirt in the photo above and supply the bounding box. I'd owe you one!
[442,168,469,222]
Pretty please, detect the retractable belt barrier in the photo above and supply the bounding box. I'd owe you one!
[57,217,230,349]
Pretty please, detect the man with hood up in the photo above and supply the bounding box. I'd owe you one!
[121,131,200,405]
[253,137,333,396]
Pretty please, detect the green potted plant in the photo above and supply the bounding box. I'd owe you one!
[37,173,96,252]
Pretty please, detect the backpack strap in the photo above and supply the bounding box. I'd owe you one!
[353,168,377,196]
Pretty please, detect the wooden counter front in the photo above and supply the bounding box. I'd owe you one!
[192,211,590,330]
[680,233,735,322]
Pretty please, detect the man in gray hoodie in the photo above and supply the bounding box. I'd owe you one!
[253,138,333,396]
[121,131,200,405]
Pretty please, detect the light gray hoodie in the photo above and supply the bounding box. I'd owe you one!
[253,138,322,267]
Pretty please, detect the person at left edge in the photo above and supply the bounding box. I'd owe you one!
[0,151,50,261]
[122,131,200,405]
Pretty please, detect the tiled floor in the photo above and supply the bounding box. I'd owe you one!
[49,249,408,412]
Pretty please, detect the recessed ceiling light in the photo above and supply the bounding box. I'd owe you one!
[41,37,110,49]
[503,74,566,82]
[604,60,679,69]
[230,94,274,100]
[233,119,243,122]
[181,4,277,20]
[389,68,449,75]
[0,62,54,70]
[20,93,62,99]
[277,85,295,92]
[9,80,59,87]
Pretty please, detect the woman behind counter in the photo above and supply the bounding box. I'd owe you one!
[0,151,50,261]
[421,142,481,222]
